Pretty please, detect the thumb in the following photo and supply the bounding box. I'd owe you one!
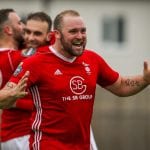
[144,61,148,71]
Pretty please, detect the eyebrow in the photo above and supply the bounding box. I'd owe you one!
[24,28,42,33]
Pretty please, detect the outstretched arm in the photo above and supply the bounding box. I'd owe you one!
[0,71,29,109]
[106,61,150,97]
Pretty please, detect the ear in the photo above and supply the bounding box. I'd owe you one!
[53,30,61,39]
[46,31,56,45]
[46,32,51,41]
[4,25,12,35]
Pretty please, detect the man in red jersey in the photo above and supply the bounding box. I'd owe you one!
[0,9,52,150]
[0,9,30,150]
[5,10,150,150]
[23,11,98,150]
[0,9,97,150]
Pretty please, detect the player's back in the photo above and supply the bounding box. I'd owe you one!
[0,49,23,87]
[0,49,33,142]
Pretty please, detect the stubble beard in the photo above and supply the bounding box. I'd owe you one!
[13,28,25,49]
[60,35,86,57]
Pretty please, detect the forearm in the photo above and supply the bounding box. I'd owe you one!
[106,75,149,97]
[120,75,148,96]
[0,89,18,109]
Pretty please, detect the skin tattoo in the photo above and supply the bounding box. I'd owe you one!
[125,79,140,87]
[6,82,15,89]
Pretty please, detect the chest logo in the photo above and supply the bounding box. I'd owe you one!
[82,61,91,75]
[54,69,62,75]
[70,76,86,95]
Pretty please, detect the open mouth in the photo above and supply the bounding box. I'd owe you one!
[72,40,83,48]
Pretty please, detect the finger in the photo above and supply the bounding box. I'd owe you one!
[18,71,29,86]
[16,91,28,98]
[17,80,27,91]
[21,71,30,80]
[19,83,27,91]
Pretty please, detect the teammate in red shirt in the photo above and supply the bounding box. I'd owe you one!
[0,9,31,150]
[0,9,52,150]
[6,10,150,150]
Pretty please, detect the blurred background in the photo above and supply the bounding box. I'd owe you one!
[0,0,150,150]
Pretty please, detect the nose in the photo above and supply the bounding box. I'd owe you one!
[76,32,83,39]
[27,33,35,41]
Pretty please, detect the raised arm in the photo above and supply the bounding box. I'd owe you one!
[0,71,29,109]
[106,61,150,97]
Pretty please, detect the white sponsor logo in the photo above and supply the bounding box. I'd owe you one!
[54,69,62,75]
[70,76,86,95]
[62,94,93,101]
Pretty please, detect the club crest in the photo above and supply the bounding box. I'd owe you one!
[13,62,23,76]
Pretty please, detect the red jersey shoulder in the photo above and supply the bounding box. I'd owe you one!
[20,49,47,67]
[0,50,21,58]
[0,50,24,65]
[36,45,50,53]
[0,50,9,60]
[10,50,25,59]
[81,49,104,62]
[83,49,100,57]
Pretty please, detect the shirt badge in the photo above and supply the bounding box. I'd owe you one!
[13,62,23,76]
[82,61,91,75]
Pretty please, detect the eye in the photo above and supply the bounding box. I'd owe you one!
[81,28,86,34]
[24,29,31,35]
[18,21,22,25]
[34,31,42,36]
[69,29,77,34]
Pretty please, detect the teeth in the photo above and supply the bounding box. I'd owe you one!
[73,41,81,45]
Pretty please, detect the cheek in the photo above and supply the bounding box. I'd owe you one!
[16,25,23,32]
[63,35,73,42]
[37,37,46,43]
[24,34,28,40]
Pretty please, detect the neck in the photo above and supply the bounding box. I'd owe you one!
[52,42,75,59]
[0,38,18,50]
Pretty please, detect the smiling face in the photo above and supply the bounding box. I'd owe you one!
[24,19,50,49]
[55,15,87,58]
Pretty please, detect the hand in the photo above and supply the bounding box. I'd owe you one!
[12,71,30,99]
[0,71,30,109]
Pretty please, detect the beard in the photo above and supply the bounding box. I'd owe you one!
[12,27,25,49]
[60,33,86,57]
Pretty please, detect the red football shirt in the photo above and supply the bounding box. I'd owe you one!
[10,46,119,150]
[0,49,34,141]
